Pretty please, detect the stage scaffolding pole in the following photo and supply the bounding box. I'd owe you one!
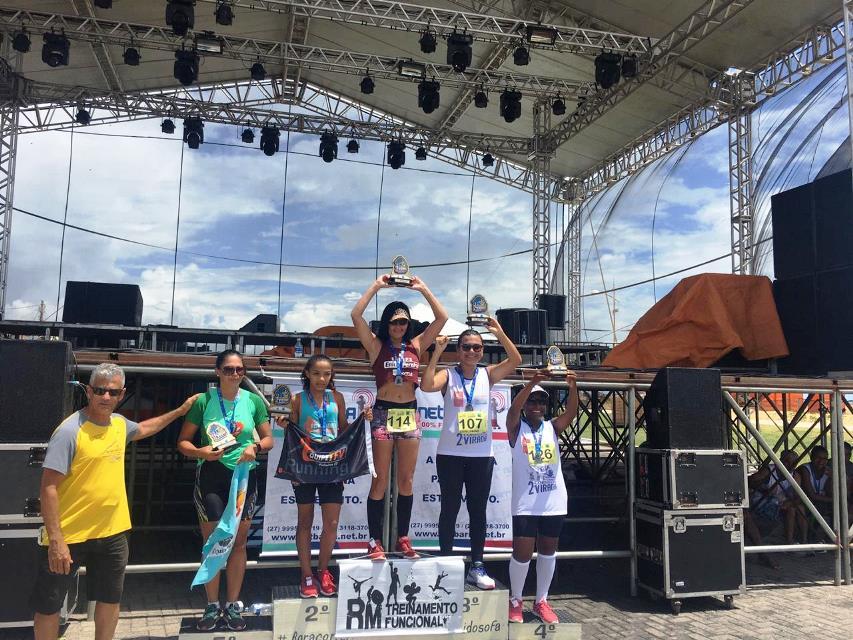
[532,98,554,306]
[726,70,756,275]
[0,51,21,320]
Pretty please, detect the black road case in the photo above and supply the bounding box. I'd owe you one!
[636,448,748,509]
[635,504,745,613]
[0,444,46,516]
[0,519,43,628]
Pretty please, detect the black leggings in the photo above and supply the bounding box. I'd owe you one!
[436,454,494,563]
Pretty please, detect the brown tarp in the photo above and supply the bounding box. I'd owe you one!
[603,273,789,369]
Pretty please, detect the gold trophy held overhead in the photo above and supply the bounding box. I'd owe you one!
[545,345,569,376]
[387,255,414,287]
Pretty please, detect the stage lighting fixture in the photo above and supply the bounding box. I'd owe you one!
[499,89,522,123]
[260,126,280,156]
[174,48,199,86]
[621,54,638,79]
[75,108,91,126]
[552,96,566,116]
[398,60,426,79]
[474,89,488,108]
[446,31,473,73]
[241,128,254,144]
[161,119,176,134]
[319,132,338,163]
[387,141,405,169]
[12,30,30,53]
[183,117,204,149]
[250,62,266,81]
[513,46,530,66]
[415,146,427,161]
[526,25,558,46]
[215,1,234,26]
[346,139,359,154]
[94,0,113,7]
[417,80,440,114]
[419,29,437,54]
[123,47,141,66]
[195,31,223,54]
[594,51,621,90]
[42,32,70,67]
[360,74,375,94]
[166,0,195,37]
[482,152,494,168]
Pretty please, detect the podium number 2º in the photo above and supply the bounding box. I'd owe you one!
[535,623,556,638]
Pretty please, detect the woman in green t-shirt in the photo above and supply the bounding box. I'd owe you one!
[178,349,273,632]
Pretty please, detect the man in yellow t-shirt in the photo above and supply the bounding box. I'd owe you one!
[31,363,198,640]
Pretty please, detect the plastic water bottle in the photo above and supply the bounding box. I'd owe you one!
[250,602,271,616]
[294,338,304,358]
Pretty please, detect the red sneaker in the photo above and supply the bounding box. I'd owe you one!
[395,536,420,559]
[508,597,523,623]
[300,575,318,598]
[366,538,386,560]
[533,599,558,624]
[318,569,337,596]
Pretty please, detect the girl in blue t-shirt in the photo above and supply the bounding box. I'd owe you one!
[286,355,372,598]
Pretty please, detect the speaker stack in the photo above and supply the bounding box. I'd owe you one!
[634,367,746,612]
[771,169,853,374]
[0,340,74,627]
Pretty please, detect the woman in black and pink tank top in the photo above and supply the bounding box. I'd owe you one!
[351,274,448,560]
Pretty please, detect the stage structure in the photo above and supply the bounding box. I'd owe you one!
[0,1,848,339]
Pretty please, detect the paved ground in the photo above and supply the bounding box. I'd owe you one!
[5,552,851,640]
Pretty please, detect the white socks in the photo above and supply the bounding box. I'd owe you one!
[535,553,557,604]
[509,556,530,601]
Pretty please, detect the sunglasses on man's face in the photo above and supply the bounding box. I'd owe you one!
[460,343,483,352]
[389,319,409,326]
[89,386,123,398]
[221,366,246,375]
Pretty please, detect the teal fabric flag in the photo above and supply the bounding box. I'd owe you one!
[191,462,250,588]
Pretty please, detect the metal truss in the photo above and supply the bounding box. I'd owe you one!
[546,0,755,149]
[0,8,593,100]
[726,72,755,275]
[0,48,19,319]
[198,0,652,55]
[565,197,582,342]
[70,0,122,92]
[531,98,553,303]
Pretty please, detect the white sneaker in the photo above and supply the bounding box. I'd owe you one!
[466,562,496,590]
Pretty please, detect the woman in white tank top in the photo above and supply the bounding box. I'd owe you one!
[505,370,578,625]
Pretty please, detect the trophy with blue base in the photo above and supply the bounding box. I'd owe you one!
[466,293,491,327]
[270,383,293,419]
[387,255,414,287]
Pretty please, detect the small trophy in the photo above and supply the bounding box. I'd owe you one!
[387,255,414,287]
[205,421,238,451]
[270,383,292,418]
[545,345,568,376]
[466,293,491,327]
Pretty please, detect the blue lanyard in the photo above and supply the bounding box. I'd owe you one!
[217,389,239,433]
[305,390,328,439]
[456,366,478,410]
[532,422,544,460]
[390,341,406,381]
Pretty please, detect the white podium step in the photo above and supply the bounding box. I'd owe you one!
[273,581,511,639]
[508,610,581,640]
[177,615,273,640]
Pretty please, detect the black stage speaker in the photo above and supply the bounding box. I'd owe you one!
[773,275,818,374]
[537,294,567,329]
[771,169,853,280]
[816,267,853,373]
[642,367,724,450]
[495,308,525,343]
[514,309,548,346]
[240,313,278,333]
[0,340,73,442]
[63,281,143,326]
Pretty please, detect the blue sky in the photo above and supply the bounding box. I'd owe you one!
[5,61,850,342]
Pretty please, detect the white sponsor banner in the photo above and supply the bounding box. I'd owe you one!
[263,376,375,555]
[262,377,513,555]
[412,384,513,551]
[335,557,464,637]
